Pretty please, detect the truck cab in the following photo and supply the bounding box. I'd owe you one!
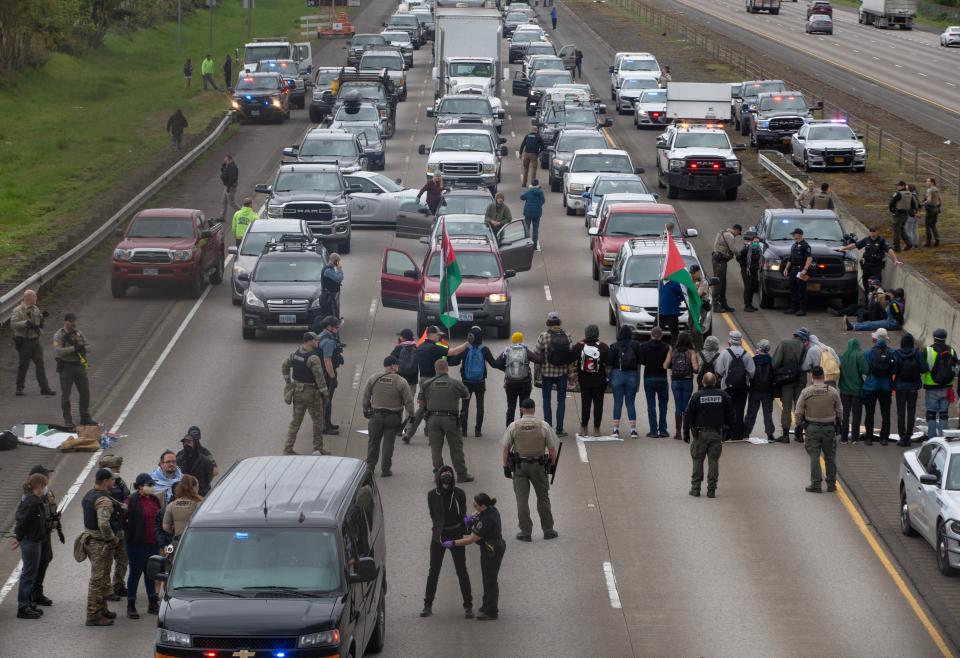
[732,79,786,135]
[439,57,498,98]
[241,38,312,82]
[563,149,642,215]
[655,124,746,200]
[419,128,508,195]
[282,128,368,173]
[749,91,822,148]
[747,0,782,13]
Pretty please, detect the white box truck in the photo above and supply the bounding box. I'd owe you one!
[433,7,502,99]
[665,82,732,121]
[858,0,916,29]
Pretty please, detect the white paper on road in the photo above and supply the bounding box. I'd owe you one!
[13,424,76,450]
[576,434,623,442]
[356,429,369,435]
[745,436,770,445]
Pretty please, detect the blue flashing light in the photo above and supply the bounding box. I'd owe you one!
[235,532,249,540]
[275,653,286,657]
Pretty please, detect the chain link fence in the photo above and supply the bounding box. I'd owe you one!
[609,0,960,204]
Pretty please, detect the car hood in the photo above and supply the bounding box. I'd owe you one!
[597,235,635,253]
[270,191,345,204]
[428,151,495,163]
[116,236,196,250]
[160,596,339,636]
[565,172,605,187]
[295,155,362,167]
[804,139,864,149]
[637,101,666,111]
[765,239,848,255]
[669,147,736,159]
[248,281,323,299]
[424,277,504,294]
[614,284,658,307]
[618,88,646,98]
[759,110,809,119]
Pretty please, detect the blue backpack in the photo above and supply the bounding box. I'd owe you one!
[463,345,485,383]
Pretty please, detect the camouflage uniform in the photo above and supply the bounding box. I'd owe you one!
[282,347,329,454]
[419,374,471,478]
[82,489,118,624]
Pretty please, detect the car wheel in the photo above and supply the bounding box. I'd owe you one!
[242,327,256,340]
[110,279,126,299]
[759,283,774,309]
[938,522,960,576]
[609,304,617,326]
[856,165,867,173]
[339,239,351,255]
[540,157,548,170]
[724,187,738,201]
[550,178,561,193]
[366,590,386,654]
[740,122,750,137]
[900,491,918,536]
[309,109,324,123]
[599,279,609,296]
[209,251,225,285]
[666,184,679,199]
[566,205,576,216]
[188,268,204,299]
[803,154,811,172]
[232,297,241,306]
[592,259,600,281]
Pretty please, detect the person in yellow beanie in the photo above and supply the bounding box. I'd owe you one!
[493,331,542,425]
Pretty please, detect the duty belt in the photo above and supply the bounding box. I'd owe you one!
[427,410,457,416]
[808,421,835,427]
[373,408,402,415]
[293,381,317,386]
[516,456,546,464]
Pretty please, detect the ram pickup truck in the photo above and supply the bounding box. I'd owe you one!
[111,208,224,299]
[749,91,822,149]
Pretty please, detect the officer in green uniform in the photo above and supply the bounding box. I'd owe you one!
[683,372,735,498]
[52,312,93,428]
[794,365,843,493]
[99,454,130,598]
[419,359,474,482]
[363,355,414,477]
[501,398,559,542]
[81,468,120,626]
[281,332,329,455]
[11,289,55,397]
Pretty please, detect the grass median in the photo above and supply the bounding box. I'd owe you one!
[0,0,312,286]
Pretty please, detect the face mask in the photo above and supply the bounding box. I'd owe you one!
[752,240,760,247]
[141,485,155,495]
[440,476,453,487]
[41,486,49,496]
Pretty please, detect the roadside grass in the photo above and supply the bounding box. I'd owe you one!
[0,0,309,286]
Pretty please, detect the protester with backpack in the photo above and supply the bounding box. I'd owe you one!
[607,326,642,438]
[458,326,498,437]
[894,333,927,447]
[772,327,809,442]
[737,230,763,312]
[572,325,609,437]
[639,327,671,438]
[922,328,957,439]
[494,332,542,426]
[664,331,698,440]
[535,312,575,437]
[862,328,897,446]
[696,335,721,390]
[804,335,841,387]
[743,339,776,442]
[714,331,755,441]
[839,338,869,445]
[391,328,421,399]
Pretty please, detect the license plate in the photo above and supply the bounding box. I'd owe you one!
[143,268,158,276]
[833,156,845,164]
[279,314,297,324]
[251,110,260,116]
[806,283,821,292]
[458,312,474,321]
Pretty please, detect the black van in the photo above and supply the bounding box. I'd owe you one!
[147,456,386,658]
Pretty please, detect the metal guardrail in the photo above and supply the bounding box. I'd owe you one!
[0,112,234,325]
[758,150,805,196]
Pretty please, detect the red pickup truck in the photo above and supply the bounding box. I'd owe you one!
[111,208,225,298]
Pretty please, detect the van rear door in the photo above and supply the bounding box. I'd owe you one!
[296,42,313,81]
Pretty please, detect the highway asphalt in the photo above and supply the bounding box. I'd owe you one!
[0,1,954,656]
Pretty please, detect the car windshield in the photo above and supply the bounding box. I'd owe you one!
[353,35,385,46]
[127,217,195,239]
[506,11,529,21]
[743,82,785,99]
[439,196,492,214]
[571,154,632,173]
[673,133,731,149]
[300,138,358,157]
[622,254,697,286]
[169,528,341,593]
[339,83,384,101]
[345,126,382,146]
[558,134,607,152]
[532,72,573,87]
[253,258,326,282]
[243,45,290,64]
[259,60,298,74]
[593,178,648,195]
[316,70,340,85]
[620,59,658,72]
[807,125,856,140]
[433,133,492,152]
[621,78,659,90]
[512,31,540,43]
[440,220,488,237]
[382,32,411,44]
[389,16,418,28]
[555,108,597,124]
[769,217,844,241]
[334,105,380,122]
[427,251,500,278]
[811,15,832,21]
[759,95,807,112]
[449,62,493,77]
[242,231,306,256]
[532,59,565,71]
[607,212,679,237]
[274,172,342,193]
[360,55,403,70]
[437,98,492,115]
[236,76,278,91]
[639,90,666,102]
[526,44,556,55]
[947,455,960,490]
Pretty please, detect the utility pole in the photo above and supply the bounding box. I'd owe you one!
[208,0,214,50]
[246,0,253,39]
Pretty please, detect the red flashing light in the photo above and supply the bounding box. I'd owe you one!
[205,653,217,658]
[711,163,720,169]
[817,263,826,270]
[689,163,698,169]
[242,77,254,83]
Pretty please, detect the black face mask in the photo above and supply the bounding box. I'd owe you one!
[440,476,453,488]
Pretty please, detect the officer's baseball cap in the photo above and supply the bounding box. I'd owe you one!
[321,316,341,328]
[383,355,399,367]
[64,312,77,322]
[426,325,443,335]
[398,328,414,340]
[790,228,804,235]
[868,225,879,231]
[934,328,948,340]
[811,366,825,378]
[302,331,319,342]
[520,398,536,409]
[99,454,123,469]
[134,473,155,488]
[95,468,115,483]
[546,311,561,323]
[30,465,53,476]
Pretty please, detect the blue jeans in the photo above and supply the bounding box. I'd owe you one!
[671,378,694,414]
[926,387,950,437]
[18,539,42,612]
[644,377,669,433]
[126,543,159,604]
[541,374,567,431]
[524,215,541,247]
[853,318,900,331]
[610,369,639,421]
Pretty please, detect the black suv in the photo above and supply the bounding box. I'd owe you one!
[749,91,822,149]
[534,103,611,146]
[754,208,858,308]
[231,72,290,123]
[147,455,387,657]
[525,69,573,116]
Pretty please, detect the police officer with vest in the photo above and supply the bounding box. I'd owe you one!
[810,182,836,210]
[711,224,742,313]
[889,180,916,252]
[363,355,414,477]
[783,227,813,316]
[683,372,735,498]
[319,253,343,320]
[737,230,762,312]
[25,465,62,608]
[836,224,902,302]
[281,332,329,455]
[419,359,474,482]
[502,398,559,541]
[794,366,843,493]
[81,468,120,626]
[316,316,345,435]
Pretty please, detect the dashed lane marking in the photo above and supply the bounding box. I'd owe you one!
[352,363,363,390]
[544,285,552,301]
[576,436,589,463]
[603,561,622,609]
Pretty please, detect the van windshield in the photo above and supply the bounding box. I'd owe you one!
[170,528,342,594]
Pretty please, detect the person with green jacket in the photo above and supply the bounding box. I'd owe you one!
[231,198,258,246]
[838,338,869,444]
[484,193,513,232]
[200,54,220,92]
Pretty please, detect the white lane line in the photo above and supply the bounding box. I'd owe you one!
[603,561,622,609]
[872,56,880,60]
[852,49,860,54]
[544,284,552,300]
[948,82,957,87]
[576,436,589,463]
[352,363,363,390]
[917,72,928,77]
[368,298,378,319]
[0,256,232,606]
[511,130,516,138]
[894,64,903,68]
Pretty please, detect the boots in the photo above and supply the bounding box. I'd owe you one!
[127,602,140,619]
[673,414,683,440]
[147,598,160,615]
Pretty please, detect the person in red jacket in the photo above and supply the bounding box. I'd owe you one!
[417,175,444,215]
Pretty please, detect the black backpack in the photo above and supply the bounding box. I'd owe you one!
[724,349,749,392]
[697,352,717,386]
[929,346,956,386]
[547,331,572,366]
[617,342,638,371]
[0,430,16,451]
[397,344,418,377]
[870,345,894,378]
[897,350,922,383]
[752,359,773,393]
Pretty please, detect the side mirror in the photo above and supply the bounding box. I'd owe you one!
[604,118,614,128]
[237,272,250,282]
[656,141,668,150]
[920,473,939,486]
[254,183,272,195]
[282,146,299,157]
[531,119,539,127]
[498,110,505,119]
[418,206,431,215]
[607,277,620,286]
[856,134,864,140]
[795,136,805,141]
[499,137,507,145]
[733,144,747,151]
[634,166,644,175]
[685,228,699,238]
[403,269,419,279]
[588,227,599,236]
[813,101,824,110]
[426,107,434,117]
[504,270,516,279]
[145,554,168,582]
[608,65,615,73]
[418,145,428,155]
[227,246,238,255]
[199,229,212,240]
[499,146,509,157]
[395,178,403,185]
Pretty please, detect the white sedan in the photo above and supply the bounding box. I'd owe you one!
[940,26,960,46]
[900,436,960,576]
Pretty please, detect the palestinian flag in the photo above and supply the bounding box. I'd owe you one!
[438,219,462,329]
[661,234,702,332]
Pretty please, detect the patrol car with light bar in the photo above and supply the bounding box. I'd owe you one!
[789,119,867,172]
[655,123,746,200]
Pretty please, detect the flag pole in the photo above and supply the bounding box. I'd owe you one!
[657,225,667,328]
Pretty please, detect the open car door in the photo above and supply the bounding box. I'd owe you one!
[512,69,531,97]
[381,248,422,311]
[558,45,577,71]
[295,43,313,81]
[349,193,402,227]
[496,220,535,272]
[395,197,434,239]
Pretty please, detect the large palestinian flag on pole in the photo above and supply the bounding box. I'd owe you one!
[438,219,462,329]
[661,234,702,332]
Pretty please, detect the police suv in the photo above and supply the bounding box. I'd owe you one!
[790,119,867,172]
[655,123,746,200]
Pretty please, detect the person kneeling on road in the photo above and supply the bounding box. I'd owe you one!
[794,366,842,493]
[684,372,735,498]
[502,398,559,542]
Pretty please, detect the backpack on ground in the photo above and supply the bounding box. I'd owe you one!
[580,343,601,374]
[671,349,693,379]
[547,331,572,366]
[617,342,638,371]
[724,349,749,392]
[819,347,841,382]
[463,345,485,383]
[898,350,922,383]
[0,430,17,451]
[870,345,894,378]
[929,346,955,386]
[504,345,531,382]
[397,344,418,377]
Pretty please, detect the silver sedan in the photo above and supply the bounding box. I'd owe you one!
[900,437,960,576]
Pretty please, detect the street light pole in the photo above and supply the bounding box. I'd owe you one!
[208,0,214,50]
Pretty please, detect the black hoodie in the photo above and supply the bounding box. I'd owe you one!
[176,435,217,496]
[459,326,497,383]
[607,326,642,372]
[427,465,467,543]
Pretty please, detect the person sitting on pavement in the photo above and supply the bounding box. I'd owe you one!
[828,276,887,321]
[844,289,905,332]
